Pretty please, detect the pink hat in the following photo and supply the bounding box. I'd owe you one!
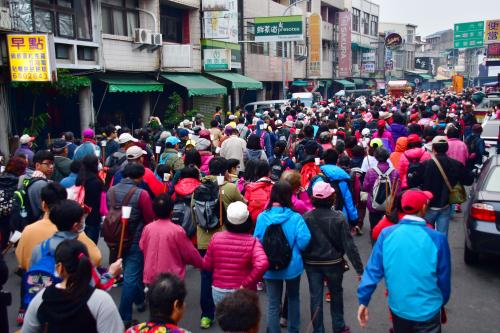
[362,112,373,123]
[286,115,294,122]
[312,181,335,199]
[82,128,95,138]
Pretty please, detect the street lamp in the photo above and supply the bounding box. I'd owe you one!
[281,0,310,99]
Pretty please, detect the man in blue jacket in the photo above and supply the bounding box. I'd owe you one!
[357,189,451,332]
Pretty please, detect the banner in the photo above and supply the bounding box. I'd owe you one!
[485,19,500,44]
[203,0,238,43]
[362,63,375,73]
[338,11,351,78]
[308,13,322,77]
[254,15,303,42]
[7,34,56,82]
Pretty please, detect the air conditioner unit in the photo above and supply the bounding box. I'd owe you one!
[294,44,307,58]
[134,28,152,44]
[151,33,162,46]
[0,7,11,30]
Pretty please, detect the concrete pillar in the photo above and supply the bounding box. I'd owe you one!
[141,93,151,127]
[0,84,11,156]
[79,86,93,134]
[234,89,240,107]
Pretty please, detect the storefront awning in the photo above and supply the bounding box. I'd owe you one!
[206,72,262,90]
[352,78,364,86]
[291,80,309,87]
[100,77,164,93]
[419,74,433,80]
[318,80,332,87]
[334,80,356,89]
[161,73,227,96]
[351,42,375,51]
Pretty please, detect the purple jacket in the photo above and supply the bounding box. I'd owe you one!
[390,123,409,143]
[14,145,34,165]
[362,161,401,212]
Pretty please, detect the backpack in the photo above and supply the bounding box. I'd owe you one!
[252,131,266,149]
[269,157,287,182]
[192,180,224,231]
[295,140,307,162]
[67,185,85,206]
[171,195,196,237]
[22,240,60,309]
[102,187,138,254]
[10,178,45,232]
[406,152,423,189]
[104,152,127,187]
[0,178,17,217]
[245,179,273,223]
[159,152,181,170]
[372,166,394,212]
[262,224,292,271]
[300,162,321,189]
[276,128,290,143]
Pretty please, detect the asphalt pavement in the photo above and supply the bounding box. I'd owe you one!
[3,211,500,333]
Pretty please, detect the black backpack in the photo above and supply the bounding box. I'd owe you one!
[0,176,18,218]
[10,178,45,232]
[269,157,287,182]
[406,152,423,188]
[171,195,196,237]
[262,223,292,271]
[192,180,225,231]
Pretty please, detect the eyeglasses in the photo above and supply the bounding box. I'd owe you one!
[40,162,54,167]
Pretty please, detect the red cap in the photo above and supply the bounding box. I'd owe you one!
[401,190,433,214]
[377,119,386,128]
[407,134,422,144]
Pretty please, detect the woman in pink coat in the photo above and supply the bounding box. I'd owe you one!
[140,194,203,284]
[280,170,314,214]
[202,201,269,305]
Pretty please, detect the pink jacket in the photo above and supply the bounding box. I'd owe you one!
[199,151,213,175]
[202,231,269,290]
[398,148,432,189]
[292,191,313,214]
[139,219,203,284]
[446,138,468,166]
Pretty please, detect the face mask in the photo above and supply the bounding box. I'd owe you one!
[77,220,86,234]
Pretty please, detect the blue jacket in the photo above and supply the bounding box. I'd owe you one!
[73,142,100,161]
[254,206,311,280]
[254,121,273,160]
[60,173,77,188]
[358,216,451,322]
[318,165,358,224]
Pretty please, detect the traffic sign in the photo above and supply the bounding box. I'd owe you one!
[454,21,484,49]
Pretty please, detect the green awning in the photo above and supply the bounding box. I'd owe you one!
[292,80,309,87]
[352,78,364,86]
[318,80,332,87]
[161,73,227,96]
[351,42,374,51]
[100,77,163,93]
[419,74,433,80]
[408,82,416,87]
[206,72,262,90]
[334,79,356,89]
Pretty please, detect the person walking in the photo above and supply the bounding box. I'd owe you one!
[140,193,202,284]
[126,273,191,333]
[253,181,311,333]
[22,239,124,333]
[50,138,72,182]
[220,127,247,173]
[357,189,451,333]
[106,164,155,326]
[73,128,100,161]
[202,201,268,304]
[14,134,35,166]
[75,155,104,244]
[303,181,364,333]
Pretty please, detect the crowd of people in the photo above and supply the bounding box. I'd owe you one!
[0,87,495,333]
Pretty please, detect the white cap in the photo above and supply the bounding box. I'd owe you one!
[118,133,138,145]
[126,146,147,160]
[19,134,35,145]
[226,201,249,225]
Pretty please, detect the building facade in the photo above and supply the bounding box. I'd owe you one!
[379,22,418,81]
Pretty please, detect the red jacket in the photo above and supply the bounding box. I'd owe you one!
[202,231,269,290]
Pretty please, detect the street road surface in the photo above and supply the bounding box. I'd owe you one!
[3,212,500,332]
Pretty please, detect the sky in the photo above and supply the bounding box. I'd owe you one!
[375,0,500,37]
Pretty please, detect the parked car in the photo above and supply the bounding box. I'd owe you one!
[463,154,500,265]
[244,100,289,114]
[480,116,499,149]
